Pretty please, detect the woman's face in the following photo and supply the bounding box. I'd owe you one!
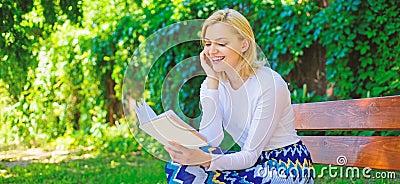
[203,22,245,73]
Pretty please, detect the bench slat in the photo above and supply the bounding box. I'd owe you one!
[294,96,400,130]
[301,136,400,171]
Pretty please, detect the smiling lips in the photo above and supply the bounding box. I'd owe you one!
[211,56,225,64]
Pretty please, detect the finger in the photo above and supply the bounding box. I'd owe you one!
[164,145,171,153]
[166,149,180,162]
[200,49,206,55]
[200,50,208,62]
[164,146,174,155]
[200,56,211,69]
[200,52,206,64]
[169,152,177,161]
[165,145,183,155]
[203,53,208,60]
[168,141,187,152]
[167,150,175,160]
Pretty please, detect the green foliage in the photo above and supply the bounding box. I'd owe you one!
[290,83,324,104]
[254,0,320,75]
[313,0,400,99]
[253,0,399,100]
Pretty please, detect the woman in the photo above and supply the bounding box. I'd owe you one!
[164,9,314,183]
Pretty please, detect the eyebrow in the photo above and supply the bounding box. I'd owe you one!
[204,37,228,41]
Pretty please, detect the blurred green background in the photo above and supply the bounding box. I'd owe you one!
[1,0,399,183]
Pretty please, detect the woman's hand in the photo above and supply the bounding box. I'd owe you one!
[200,50,219,89]
[164,141,211,168]
[200,50,217,79]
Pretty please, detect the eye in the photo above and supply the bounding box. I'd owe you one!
[204,41,211,46]
[218,43,227,46]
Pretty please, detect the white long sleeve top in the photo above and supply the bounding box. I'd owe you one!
[199,66,300,171]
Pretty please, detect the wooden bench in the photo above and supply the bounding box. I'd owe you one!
[293,95,400,171]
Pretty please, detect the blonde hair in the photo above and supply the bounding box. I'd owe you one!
[201,9,266,81]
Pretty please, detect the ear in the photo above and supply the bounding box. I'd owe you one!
[241,39,250,53]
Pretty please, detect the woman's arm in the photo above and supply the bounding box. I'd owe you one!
[198,78,224,147]
[207,74,290,171]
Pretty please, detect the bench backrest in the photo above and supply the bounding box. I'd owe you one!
[293,95,400,171]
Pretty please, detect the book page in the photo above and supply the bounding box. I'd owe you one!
[139,110,208,149]
[133,98,157,125]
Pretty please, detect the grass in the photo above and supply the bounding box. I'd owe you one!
[0,150,167,184]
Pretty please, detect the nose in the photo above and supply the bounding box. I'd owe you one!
[208,44,218,54]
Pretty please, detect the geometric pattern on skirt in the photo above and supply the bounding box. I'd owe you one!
[165,140,314,184]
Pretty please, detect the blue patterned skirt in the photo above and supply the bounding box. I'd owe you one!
[165,140,314,184]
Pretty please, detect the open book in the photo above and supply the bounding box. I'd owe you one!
[133,99,208,149]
